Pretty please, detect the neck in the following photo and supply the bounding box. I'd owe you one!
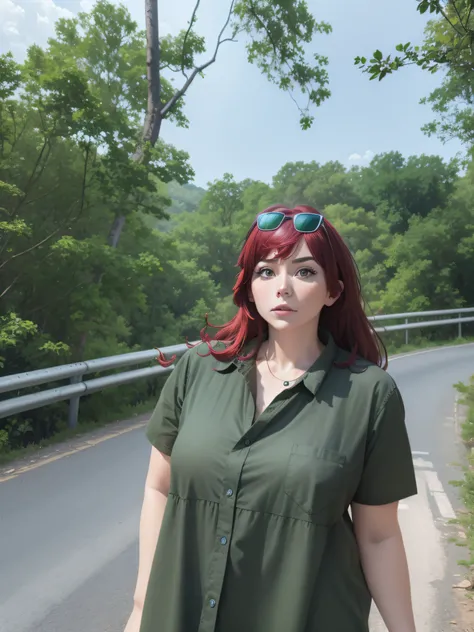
[263,319,325,372]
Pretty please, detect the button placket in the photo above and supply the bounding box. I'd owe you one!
[197,450,246,632]
[240,398,288,448]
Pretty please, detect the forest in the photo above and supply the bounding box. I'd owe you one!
[1,0,474,453]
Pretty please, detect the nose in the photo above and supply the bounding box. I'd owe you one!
[276,272,293,298]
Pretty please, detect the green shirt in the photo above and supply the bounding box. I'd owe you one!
[141,333,417,632]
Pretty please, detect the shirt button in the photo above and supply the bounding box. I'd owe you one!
[244,439,251,446]
[226,489,233,497]
[220,536,227,545]
[209,598,216,608]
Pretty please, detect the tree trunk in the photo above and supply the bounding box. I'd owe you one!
[143,0,162,146]
[107,214,126,248]
[106,0,162,247]
[78,1,164,361]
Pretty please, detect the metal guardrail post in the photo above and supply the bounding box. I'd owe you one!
[68,374,84,429]
[405,318,409,345]
[459,313,462,339]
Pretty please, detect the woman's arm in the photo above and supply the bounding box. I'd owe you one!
[351,501,416,632]
[124,447,171,632]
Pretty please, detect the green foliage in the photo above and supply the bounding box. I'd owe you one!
[355,1,474,151]
[0,313,38,368]
[453,375,474,572]
[1,0,474,457]
[354,0,462,80]
[232,0,332,128]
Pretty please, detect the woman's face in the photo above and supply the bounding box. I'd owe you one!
[250,238,339,333]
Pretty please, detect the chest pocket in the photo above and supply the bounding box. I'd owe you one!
[284,443,347,525]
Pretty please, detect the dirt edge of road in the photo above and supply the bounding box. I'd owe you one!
[0,413,150,482]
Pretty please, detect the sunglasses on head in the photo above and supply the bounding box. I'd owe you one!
[256,211,324,233]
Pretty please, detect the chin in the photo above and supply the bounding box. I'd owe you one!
[267,318,299,330]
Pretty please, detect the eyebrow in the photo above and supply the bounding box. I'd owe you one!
[260,256,316,264]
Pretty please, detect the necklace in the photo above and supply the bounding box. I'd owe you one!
[264,350,307,387]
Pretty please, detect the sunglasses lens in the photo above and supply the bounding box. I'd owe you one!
[257,212,285,231]
[294,213,323,233]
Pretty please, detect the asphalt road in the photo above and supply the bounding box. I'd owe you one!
[1,343,474,632]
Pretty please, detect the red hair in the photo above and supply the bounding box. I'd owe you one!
[158,205,387,370]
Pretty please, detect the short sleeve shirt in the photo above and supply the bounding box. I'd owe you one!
[140,333,417,632]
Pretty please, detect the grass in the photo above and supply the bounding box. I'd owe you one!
[452,373,474,577]
[386,335,474,356]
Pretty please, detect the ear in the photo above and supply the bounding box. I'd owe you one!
[325,280,344,307]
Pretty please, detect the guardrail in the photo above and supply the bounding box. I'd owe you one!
[1,308,474,428]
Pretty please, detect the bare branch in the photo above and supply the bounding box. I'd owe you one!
[79,144,91,217]
[182,0,201,79]
[161,0,237,119]
[14,139,48,210]
[450,0,469,32]
[247,0,278,59]
[0,227,61,271]
[0,274,20,299]
[436,1,466,36]
[23,184,60,207]
[8,109,29,156]
[159,62,175,72]
[467,1,474,28]
[28,280,86,314]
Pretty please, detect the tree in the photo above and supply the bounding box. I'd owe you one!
[126,0,333,250]
[379,161,474,313]
[1,0,335,360]
[199,173,245,227]
[354,1,474,148]
[270,160,363,210]
[0,2,198,359]
[354,1,473,81]
[353,151,459,232]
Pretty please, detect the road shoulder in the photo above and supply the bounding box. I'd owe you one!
[0,413,150,483]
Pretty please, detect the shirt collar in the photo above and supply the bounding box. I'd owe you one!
[212,338,259,374]
[213,331,338,395]
[301,331,337,395]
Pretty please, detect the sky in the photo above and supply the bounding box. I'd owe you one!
[0,0,465,188]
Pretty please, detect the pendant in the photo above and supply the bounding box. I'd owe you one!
[283,380,290,387]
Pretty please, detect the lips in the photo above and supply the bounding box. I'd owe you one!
[271,305,296,312]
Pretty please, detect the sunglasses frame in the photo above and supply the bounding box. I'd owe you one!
[256,211,324,234]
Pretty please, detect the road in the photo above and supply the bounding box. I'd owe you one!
[1,343,474,632]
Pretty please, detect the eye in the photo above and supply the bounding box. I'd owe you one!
[296,267,317,278]
[255,267,274,278]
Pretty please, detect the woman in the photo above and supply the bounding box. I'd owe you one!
[125,205,418,632]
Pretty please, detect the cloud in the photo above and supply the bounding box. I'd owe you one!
[80,0,96,11]
[1,0,77,57]
[348,150,375,163]
[35,0,74,21]
[0,0,25,36]
[5,21,20,35]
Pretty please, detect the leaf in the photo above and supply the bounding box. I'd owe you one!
[373,49,383,61]
[234,0,332,128]
[418,1,429,15]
